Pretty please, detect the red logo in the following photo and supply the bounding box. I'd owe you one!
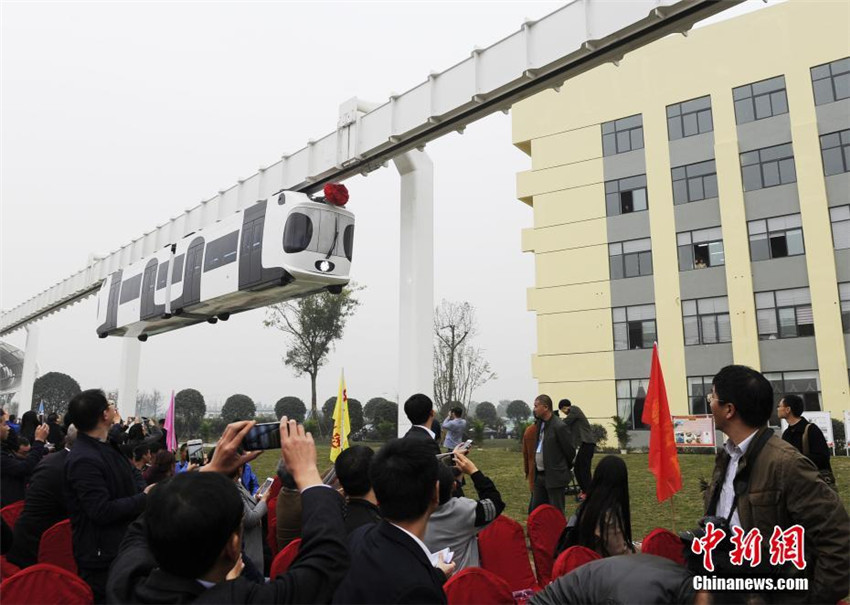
[690,522,726,572]
[768,525,806,570]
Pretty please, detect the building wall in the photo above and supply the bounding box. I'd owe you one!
[514,0,850,429]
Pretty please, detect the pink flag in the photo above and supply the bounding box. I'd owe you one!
[164,390,177,451]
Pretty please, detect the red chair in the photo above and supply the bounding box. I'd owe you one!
[0,501,25,530]
[641,528,685,566]
[526,504,566,585]
[269,537,301,578]
[551,545,601,578]
[444,567,513,604]
[0,556,21,581]
[267,495,279,555]
[0,563,93,604]
[38,519,77,573]
[478,515,539,592]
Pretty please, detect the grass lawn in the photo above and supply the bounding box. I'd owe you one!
[248,438,850,540]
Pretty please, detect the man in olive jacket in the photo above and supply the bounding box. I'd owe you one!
[704,365,849,604]
[530,395,575,513]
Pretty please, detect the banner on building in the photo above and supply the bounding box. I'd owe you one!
[672,415,716,448]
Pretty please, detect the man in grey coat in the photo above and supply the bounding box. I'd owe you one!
[530,395,575,513]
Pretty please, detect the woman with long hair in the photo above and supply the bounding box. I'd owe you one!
[19,411,39,443]
[561,455,636,557]
[143,450,176,486]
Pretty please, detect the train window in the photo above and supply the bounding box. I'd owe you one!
[119,274,142,304]
[204,231,239,272]
[156,261,170,290]
[343,224,354,261]
[172,255,184,284]
[284,212,314,253]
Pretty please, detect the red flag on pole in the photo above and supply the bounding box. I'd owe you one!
[641,343,682,503]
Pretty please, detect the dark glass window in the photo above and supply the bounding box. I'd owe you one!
[156,261,170,290]
[756,288,814,340]
[811,57,850,105]
[616,379,650,430]
[605,174,648,216]
[764,371,822,425]
[682,297,731,345]
[733,76,788,124]
[609,238,652,280]
[612,304,656,350]
[667,96,713,140]
[688,376,714,415]
[677,227,724,270]
[820,129,850,176]
[203,231,239,272]
[602,114,644,156]
[119,274,142,304]
[171,255,184,284]
[672,159,717,204]
[343,225,354,261]
[748,214,804,261]
[283,212,314,253]
[740,143,796,191]
[839,283,850,334]
[832,205,850,250]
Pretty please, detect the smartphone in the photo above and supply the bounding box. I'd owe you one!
[187,439,205,464]
[460,439,473,451]
[256,477,274,498]
[242,422,281,451]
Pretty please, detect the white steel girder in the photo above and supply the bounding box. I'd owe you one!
[0,0,741,337]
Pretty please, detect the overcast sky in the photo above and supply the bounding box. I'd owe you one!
[1,1,770,414]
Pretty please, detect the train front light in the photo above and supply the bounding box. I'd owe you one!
[315,260,335,273]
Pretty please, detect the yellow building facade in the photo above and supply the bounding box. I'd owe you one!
[514,0,850,441]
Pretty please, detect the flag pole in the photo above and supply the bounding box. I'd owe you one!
[669,495,677,533]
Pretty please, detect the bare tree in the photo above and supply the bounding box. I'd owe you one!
[264,286,360,432]
[135,389,163,419]
[433,300,496,410]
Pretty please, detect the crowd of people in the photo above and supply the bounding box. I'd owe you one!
[0,363,847,604]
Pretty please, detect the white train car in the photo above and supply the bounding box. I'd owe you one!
[96,189,354,341]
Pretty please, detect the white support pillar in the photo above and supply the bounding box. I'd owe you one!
[393,150,434,437]
[18,325,40,414]
[117,338,141,418]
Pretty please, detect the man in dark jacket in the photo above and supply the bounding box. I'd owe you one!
[703,365,849,604]
[402,393,441,455]
[559,398,595,496]
[1,415,49,507]
[335,445,382,534]
[333,439,455,603]
[46,412,66,448]
[65,389,148,603]
[8,425,78,568]
[106,418,349,604]
[778,394,832,474]
[530,395,575,513]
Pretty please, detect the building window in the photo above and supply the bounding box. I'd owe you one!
[829,205,850,250]
[613,304,656,350]
[672,159,718,205]
[616,378,650,430]
[740,143,796,191]
[811,57,850,106]
[602,114,644,156]
[733,75,789,124]
[605,174,648,216]
[683,297,731,345]
[688,376,714,415]
[820,129,850,176]
[755,287,814,340]
[677,227,724,270]
[748,213,805,261]
[119,274,142,304]
[764,371,822,425]
[667,96,713,140]
[609,238,652,280]
[203,231,239,272]
[840,283,850,333]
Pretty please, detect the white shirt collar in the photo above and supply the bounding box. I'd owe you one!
[723,429,758,457]
[414,425,435,440]
[389,522,434,563]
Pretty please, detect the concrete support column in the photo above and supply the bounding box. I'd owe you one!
[117,338,141,418]
[18,325,40,414]
[393,150,434,436]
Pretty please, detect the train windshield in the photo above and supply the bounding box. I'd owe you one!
[283,208,353,258]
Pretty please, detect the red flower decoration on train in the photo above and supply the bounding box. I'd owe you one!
[324,183,349,206]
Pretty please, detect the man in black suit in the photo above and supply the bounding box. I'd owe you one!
[8,425,78,568]
[530,394,575,513]
[559,398,596,497]
[106,418,349,604]
[402,393,441,455]
[335,445,382,535]
[333,438,456,604]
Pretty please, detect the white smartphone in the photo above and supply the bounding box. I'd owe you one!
[256,477,274,498]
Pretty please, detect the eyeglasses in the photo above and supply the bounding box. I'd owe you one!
[705,393,726,405]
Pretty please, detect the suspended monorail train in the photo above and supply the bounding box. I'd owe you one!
[96,188,354,341]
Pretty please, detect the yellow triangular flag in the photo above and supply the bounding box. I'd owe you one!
[330,369,350,462]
